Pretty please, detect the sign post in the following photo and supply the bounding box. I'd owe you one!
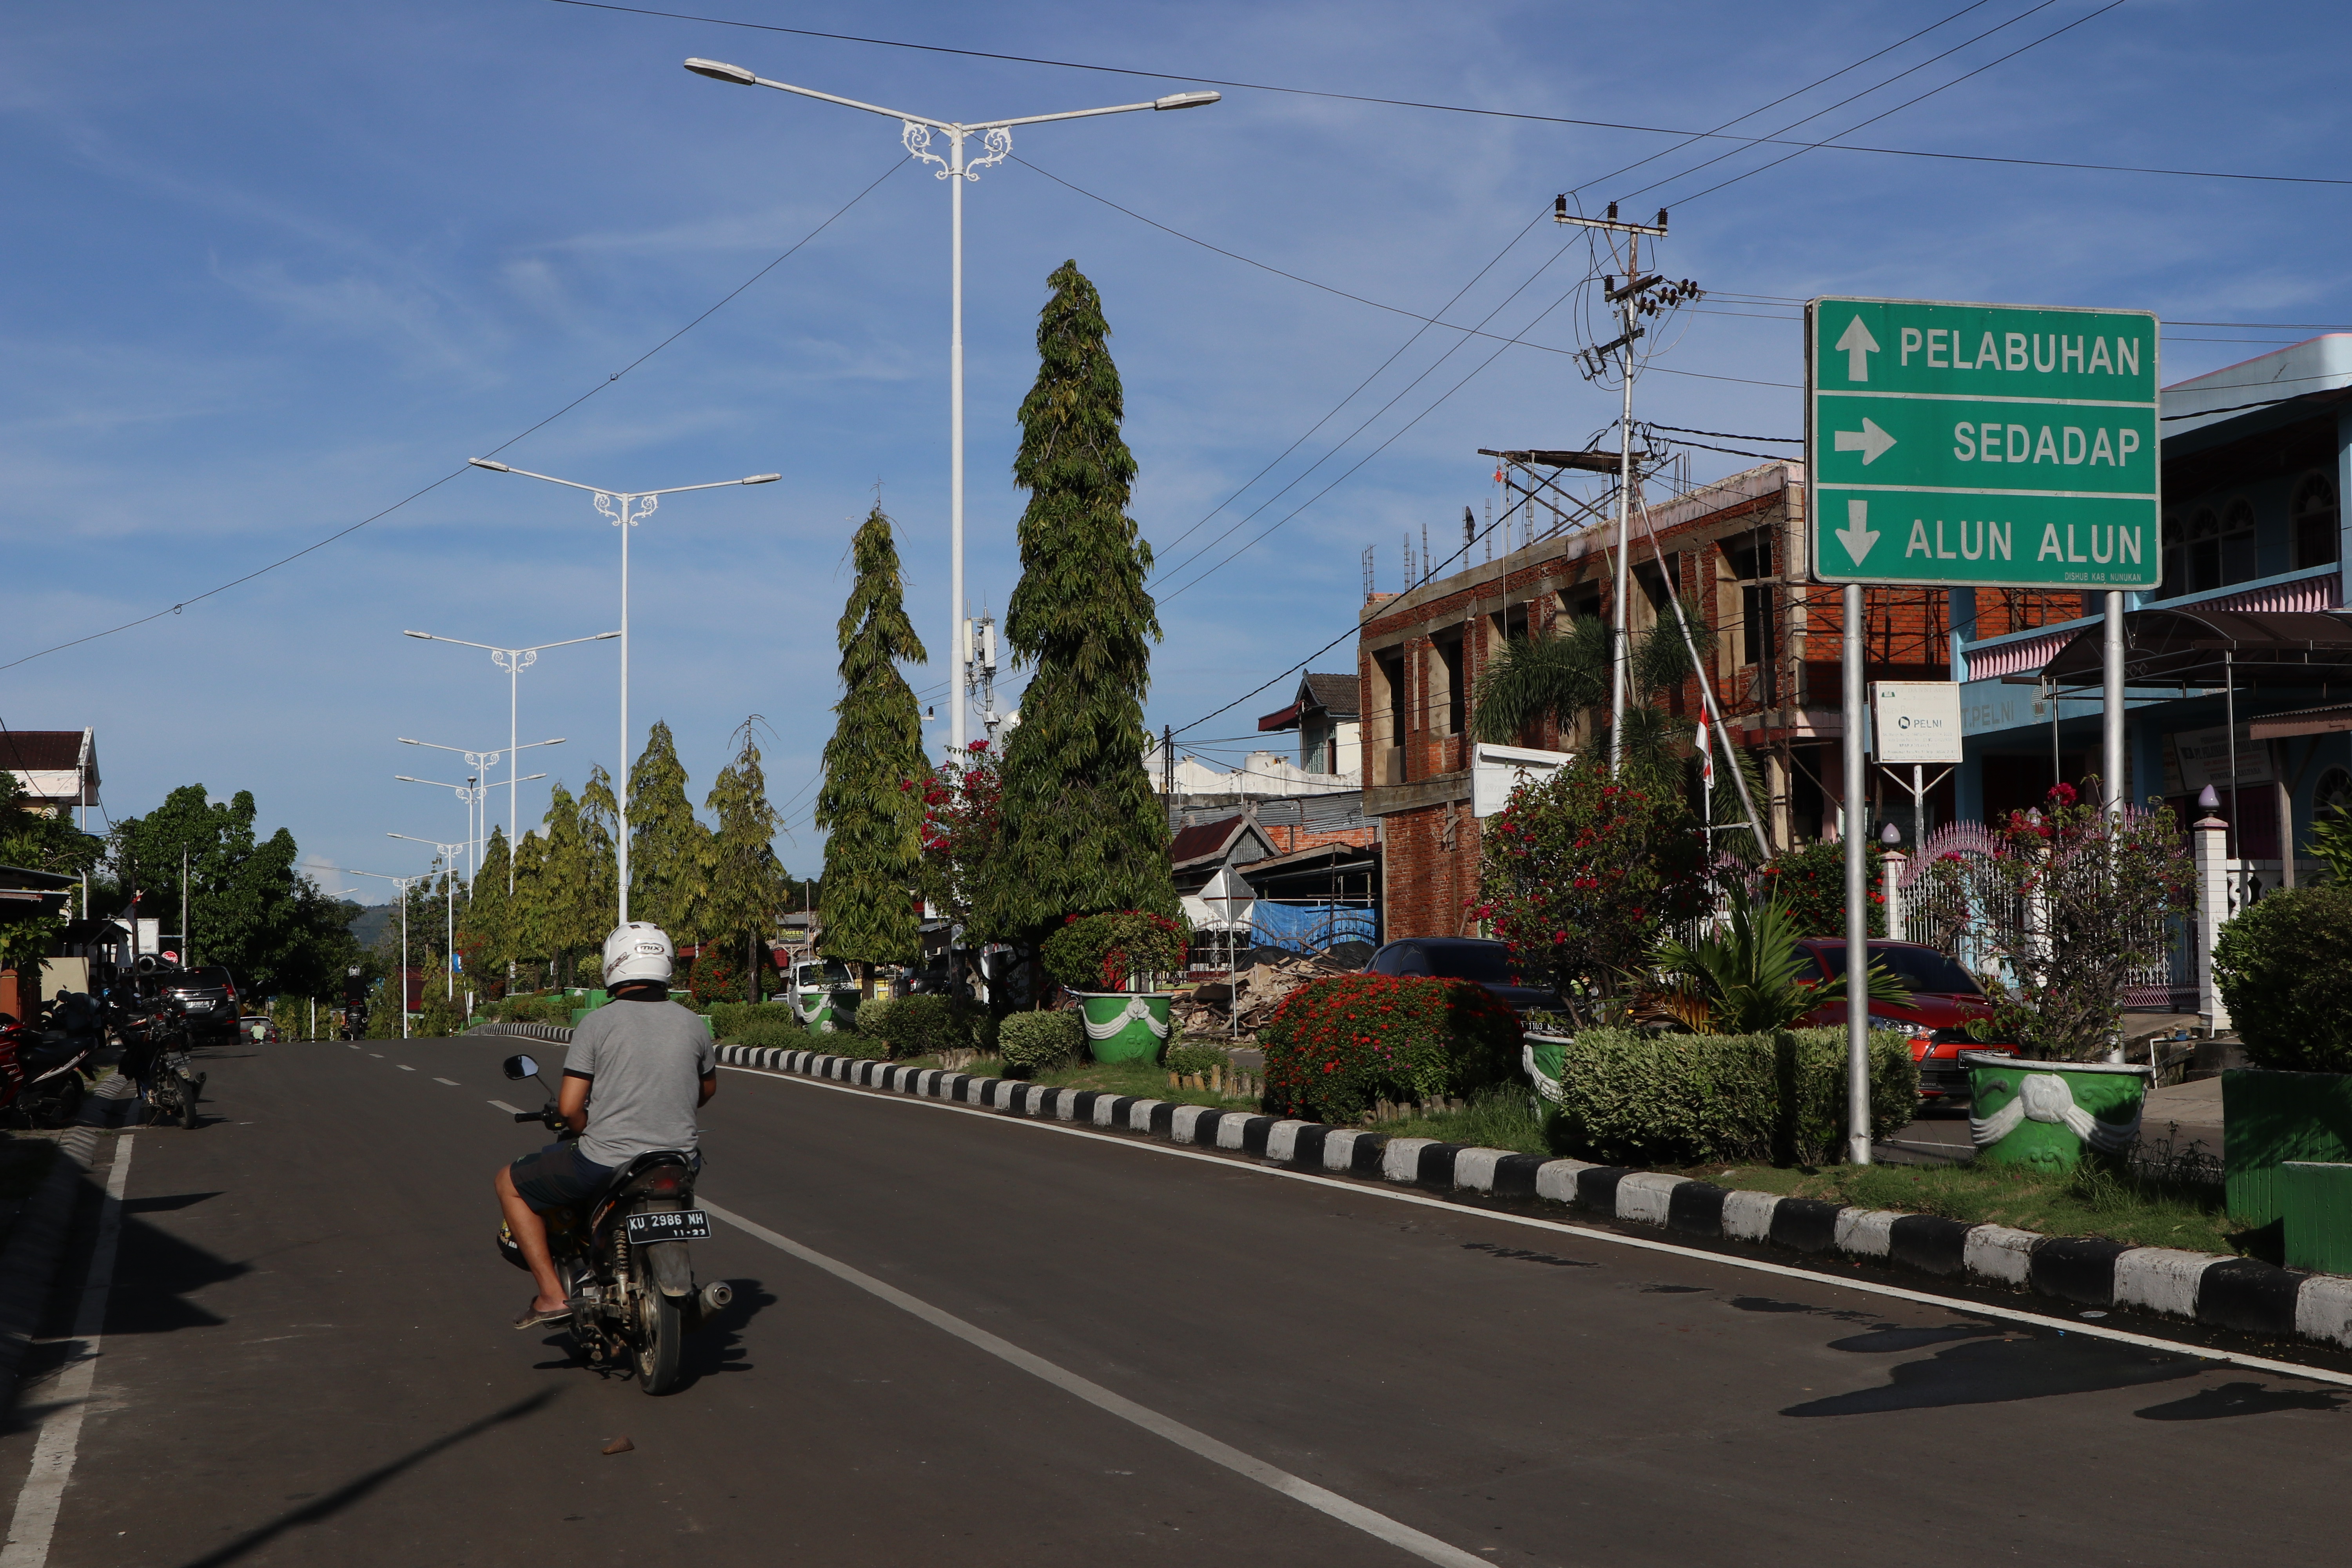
[1809,296,2161,1163]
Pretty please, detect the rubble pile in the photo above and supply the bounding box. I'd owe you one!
[1172,950,1352,1037]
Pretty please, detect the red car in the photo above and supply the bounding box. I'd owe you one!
[1792,938,2020,1100]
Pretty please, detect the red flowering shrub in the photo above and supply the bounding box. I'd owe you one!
[1040,909,1191,993]
[1476,752,1714,1027]
[1757,841,1887,938]
[686,951,742,1005]
[1259,973,1523,1125]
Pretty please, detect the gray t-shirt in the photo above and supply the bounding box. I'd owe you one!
[564,998,716,1169]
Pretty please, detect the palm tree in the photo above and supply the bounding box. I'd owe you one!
[1472,604,1766,858]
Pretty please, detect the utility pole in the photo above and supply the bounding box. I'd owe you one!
[1554,198,1700,777]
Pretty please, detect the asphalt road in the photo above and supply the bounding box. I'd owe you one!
[2,1034,2345,1567]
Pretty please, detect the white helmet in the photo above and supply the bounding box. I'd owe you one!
[602,922,675,989]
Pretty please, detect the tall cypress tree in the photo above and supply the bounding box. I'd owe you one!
[815,504,929,975]
[985,260,1175,943]
[704,717,788,1002]
[628,719,712,942]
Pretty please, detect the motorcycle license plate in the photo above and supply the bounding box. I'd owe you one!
[625,1209,710,1241]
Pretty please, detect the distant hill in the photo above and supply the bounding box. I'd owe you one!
[347,902,394,953]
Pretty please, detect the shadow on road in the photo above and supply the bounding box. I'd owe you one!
[108,1209,248,1336]
[2133,1380,2347,1420]
[523,1278,769,1392]
[169,1388,557,1568]
[1783,1328,2203,1416]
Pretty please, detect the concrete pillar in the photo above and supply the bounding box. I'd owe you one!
[2193,812,2232,1028]
[1881,848,1907,944]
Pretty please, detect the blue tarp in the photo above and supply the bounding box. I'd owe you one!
[1250,900,1377,954]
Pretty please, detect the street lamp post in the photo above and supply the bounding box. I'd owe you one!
[393,775,493,888]
[466,461,778,923]
[345,868,426,1038]
[398,735,565,879]
[683,56,1217,757]
[388,833,468,999]
[403,630,617,892]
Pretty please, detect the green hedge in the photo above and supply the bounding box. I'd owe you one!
[1543,1026,1918,1167]
[1260,973,1523,1125]
[1164,1042,1229,1077]
[999,1011,1083,1075]
[702,1001,808,1049]
[2212,884,2352,1073]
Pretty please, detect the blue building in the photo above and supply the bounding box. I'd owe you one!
[1949,335,2352,881]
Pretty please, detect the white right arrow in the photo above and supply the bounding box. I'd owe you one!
[1835,316,1880,381]
[1834,416,1896,464]
[1836,499,1880,565]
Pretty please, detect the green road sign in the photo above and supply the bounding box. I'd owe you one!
[1807,297,2160,589]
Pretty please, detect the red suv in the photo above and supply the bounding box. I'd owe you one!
[1791,938,2020,1100]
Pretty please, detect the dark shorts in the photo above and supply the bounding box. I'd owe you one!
[506,1141,615,1214]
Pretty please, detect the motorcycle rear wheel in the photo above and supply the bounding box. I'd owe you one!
[631,1260,683,1395]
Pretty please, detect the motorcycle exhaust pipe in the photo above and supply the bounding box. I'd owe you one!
[697,1281,733,1317]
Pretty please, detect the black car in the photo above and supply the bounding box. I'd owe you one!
[1363,938,1563,1013]
[157,966,241,1043]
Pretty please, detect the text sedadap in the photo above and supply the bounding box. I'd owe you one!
[1952,423,2141,466]
[1899,328,2145,377]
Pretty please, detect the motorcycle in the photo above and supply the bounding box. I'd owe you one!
[0,993,102,1129]
[119,992,205,1129]
[497,1053,730,1395]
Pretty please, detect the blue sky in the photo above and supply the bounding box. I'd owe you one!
[7,0,2347,897]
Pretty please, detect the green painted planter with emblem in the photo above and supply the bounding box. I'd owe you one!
[789,960,857,1034]
[1524,1032,1572,1103]
[1962,1051,2151,1170]
[1072,991,1175,1063]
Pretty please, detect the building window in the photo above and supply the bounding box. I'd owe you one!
[1724,532,1777,704]
[2294,472,2340,570]
[1432,630,1466,737]
[2158,513,2185,599]
[2221,498,2258,585]
[1373,648,1407,784]
[2189,507,2222,593]
[1492,601,1529,648]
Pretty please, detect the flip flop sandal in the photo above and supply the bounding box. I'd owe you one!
[513,1301,573,1329]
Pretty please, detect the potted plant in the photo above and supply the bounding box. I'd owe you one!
[1923,783,2187,1168]
[1041,910,1190,1063]
[2211,855,2352,1236]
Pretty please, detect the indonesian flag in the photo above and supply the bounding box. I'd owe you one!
[1695,713,1714,788]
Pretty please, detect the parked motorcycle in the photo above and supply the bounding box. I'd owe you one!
[119,993,204,1129]
[496,1053,730,1395]
[0,992,102,1129]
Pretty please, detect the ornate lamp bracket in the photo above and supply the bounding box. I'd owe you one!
[902,120,951,178]
[966,126,1012,179]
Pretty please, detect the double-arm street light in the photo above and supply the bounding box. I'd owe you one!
[398,735,564,880]
[683,56,1218,757]
[344,869,425,1038]
[403,630,617,893]
[466,461,778,922]
[389,832,469,997]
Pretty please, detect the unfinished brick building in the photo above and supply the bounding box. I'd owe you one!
[1359,458,2086,940]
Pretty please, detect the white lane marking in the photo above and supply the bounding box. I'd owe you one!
[488,1100,525,1115]
[397,1065,416,1073]
[368,1054,384,1059]
[433,1078,459,1087]
[703,1199,1490,1568]
[0,1135,136,1568]
[721,1064,2352,1390]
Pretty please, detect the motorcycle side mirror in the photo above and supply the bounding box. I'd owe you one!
[501,1054,539,1081]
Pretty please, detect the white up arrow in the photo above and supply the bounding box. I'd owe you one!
[1837,499,1880,565]
[1834,417,1896,464]
[1834,316,1880,381]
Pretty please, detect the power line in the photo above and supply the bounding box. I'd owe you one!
[0,157,906,675]
[1646,423,1801,444]
[1659,1,2131,210]
[546,0,2352,190]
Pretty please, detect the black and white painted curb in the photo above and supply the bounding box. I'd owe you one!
[711,1041,2352,1354]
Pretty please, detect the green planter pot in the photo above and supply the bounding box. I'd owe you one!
[793,987,860,1033]
[1524,1032,1571,1103]
[1963,1052,2151,1170]
[2221,1068,2352,1229]
[1073,991,1174,1063]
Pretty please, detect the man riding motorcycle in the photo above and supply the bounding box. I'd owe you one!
[493,922,717,1329]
